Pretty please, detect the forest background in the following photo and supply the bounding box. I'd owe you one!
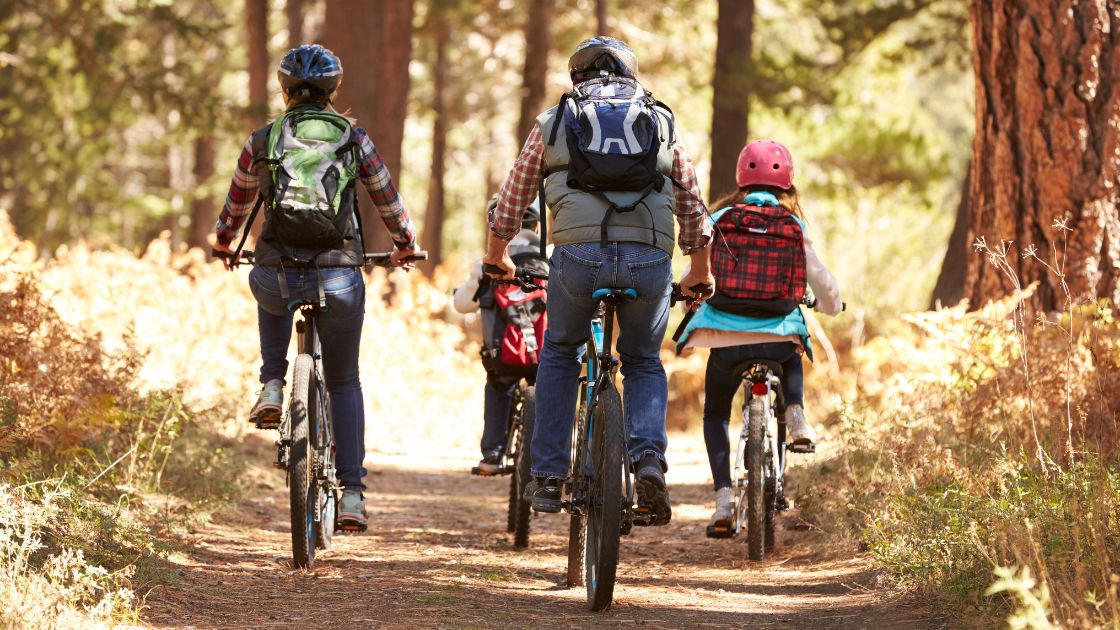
[2,0,1119,628]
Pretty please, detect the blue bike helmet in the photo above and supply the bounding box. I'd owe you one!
[278,44,343,98]
[568,36,639,82]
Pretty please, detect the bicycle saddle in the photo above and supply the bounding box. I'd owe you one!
[731,359,784,380]
[592,288,638,302]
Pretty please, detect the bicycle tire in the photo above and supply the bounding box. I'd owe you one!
[566,387,589,587]
[746,396,767,561]
[585,386,624,611]
[512,385,535,548]
[764,477,776,553]
[505,386,522,534]
[289,354,316,569]
[311,369,334,552]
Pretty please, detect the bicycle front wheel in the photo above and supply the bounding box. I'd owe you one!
[512,385,535,548]
[288,354,316,569]
[745,396,767,561]
[585,386,624,611]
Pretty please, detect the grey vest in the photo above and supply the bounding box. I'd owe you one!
[536,102,678,254]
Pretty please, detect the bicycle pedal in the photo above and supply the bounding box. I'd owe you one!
[337,522,368,533]
[787,442,815,454]
[706,525,735,539]
[470,466,510,477]
[631,507,657,527]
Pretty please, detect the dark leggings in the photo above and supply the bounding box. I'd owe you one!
[702,342,803,491]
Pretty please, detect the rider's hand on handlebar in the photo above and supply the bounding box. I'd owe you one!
[211,239,237,270]
[482,250,517,280]
[678,268,715,310]
[390,245,419,269]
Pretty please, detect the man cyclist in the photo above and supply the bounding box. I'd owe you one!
[212,44,418,531]
[483,36,713,525]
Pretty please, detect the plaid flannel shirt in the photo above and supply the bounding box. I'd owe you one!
[215,126,417,248]
[489,125,712,254]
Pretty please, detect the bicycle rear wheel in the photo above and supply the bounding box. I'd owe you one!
[745,397,766,561]
[566,386,589,587]
[512,385,535,548]
[288,354,316,569]
[506,386,523,534]
[585,386,624,611]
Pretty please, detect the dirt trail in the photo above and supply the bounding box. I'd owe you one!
[143,437,938,629]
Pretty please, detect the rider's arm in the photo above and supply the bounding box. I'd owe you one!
[355,128,418,250]
[669,142,713,255]
[804,231,842,316]
[213,136,259,248]
[490,127,545,241]
[452,261,484,314]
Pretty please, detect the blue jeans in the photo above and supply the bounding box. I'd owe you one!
[481,372,518,456]
[703,342,803,490]
[249,266,368,490]
[530,242,672,479]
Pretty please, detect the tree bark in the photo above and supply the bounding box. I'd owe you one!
[596,0,608,36]
[189,136,216,250]
[516,0,555,148]
[929,161,971,309]
[420,10,450,274]
[708,0,754,203]
[246,0,270,125]
[324,0,414,253]
[287,0,304,49]
[966,1,1120,309]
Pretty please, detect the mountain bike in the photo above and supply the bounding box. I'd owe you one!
[702,292,845,562]
[473,266,549,549]
[216,248,426,569]
[563,281,710,611]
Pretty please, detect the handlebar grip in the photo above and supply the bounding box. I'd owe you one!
[482,263,508,276]
[687,283,714,297]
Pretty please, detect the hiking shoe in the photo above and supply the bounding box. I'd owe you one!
[524,476,562,513]
[785,404,818,445]
[337,489,368,532]
[474,450,503,475]
[249,379,284,428]
[706,487,734,538]
[634,453,671,526]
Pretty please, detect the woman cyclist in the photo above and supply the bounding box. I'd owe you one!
[212,44,419,531]
[675,140,842,534]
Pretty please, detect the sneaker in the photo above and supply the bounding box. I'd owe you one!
[337,489,368,531]
[785,404,818,445]
[249,379,284,428]
[474,450,503,475]
[524,476,562,513]
[634,453,671,526]
[706,487,734,538]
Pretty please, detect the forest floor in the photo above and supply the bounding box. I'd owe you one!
[141,429,944,630]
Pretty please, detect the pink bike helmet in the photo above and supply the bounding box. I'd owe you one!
[736,140,794,189]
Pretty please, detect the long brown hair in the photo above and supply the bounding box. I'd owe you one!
[710,184,805,221]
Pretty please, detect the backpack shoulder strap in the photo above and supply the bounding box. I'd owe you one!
[547,92,574,146]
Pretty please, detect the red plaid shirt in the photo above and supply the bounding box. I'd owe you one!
[489,125,712,254]
[215,126,416,248]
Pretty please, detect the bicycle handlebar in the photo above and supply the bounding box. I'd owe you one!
[670,282,714,306]
[482,263,548,292]
[211,249,428,269]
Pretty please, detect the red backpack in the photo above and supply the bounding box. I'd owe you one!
[708,201,806,317]
[478,247,549,378]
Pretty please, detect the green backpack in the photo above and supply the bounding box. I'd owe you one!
[263,108,361,249]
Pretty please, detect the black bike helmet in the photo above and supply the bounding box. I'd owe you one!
[278,44,343,99]
[568,36,638,83]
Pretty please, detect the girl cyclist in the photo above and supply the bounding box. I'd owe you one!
[212,45,418,531]
[675,140,842,534]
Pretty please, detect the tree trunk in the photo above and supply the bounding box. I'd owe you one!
[596,0,608,35]
[929,161,971,309]
[708,0,754,203]
[190,136,216,250]
[324,0,414,253]
[287,0,304,49]
[420,12,449,274]
[516,0,555,148]
[966,1,1120,309]
[246,0,270,125]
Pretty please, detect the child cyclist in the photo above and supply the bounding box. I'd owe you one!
[675,140,842,533]
[453,195,548,474]
[212,44,419,531]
